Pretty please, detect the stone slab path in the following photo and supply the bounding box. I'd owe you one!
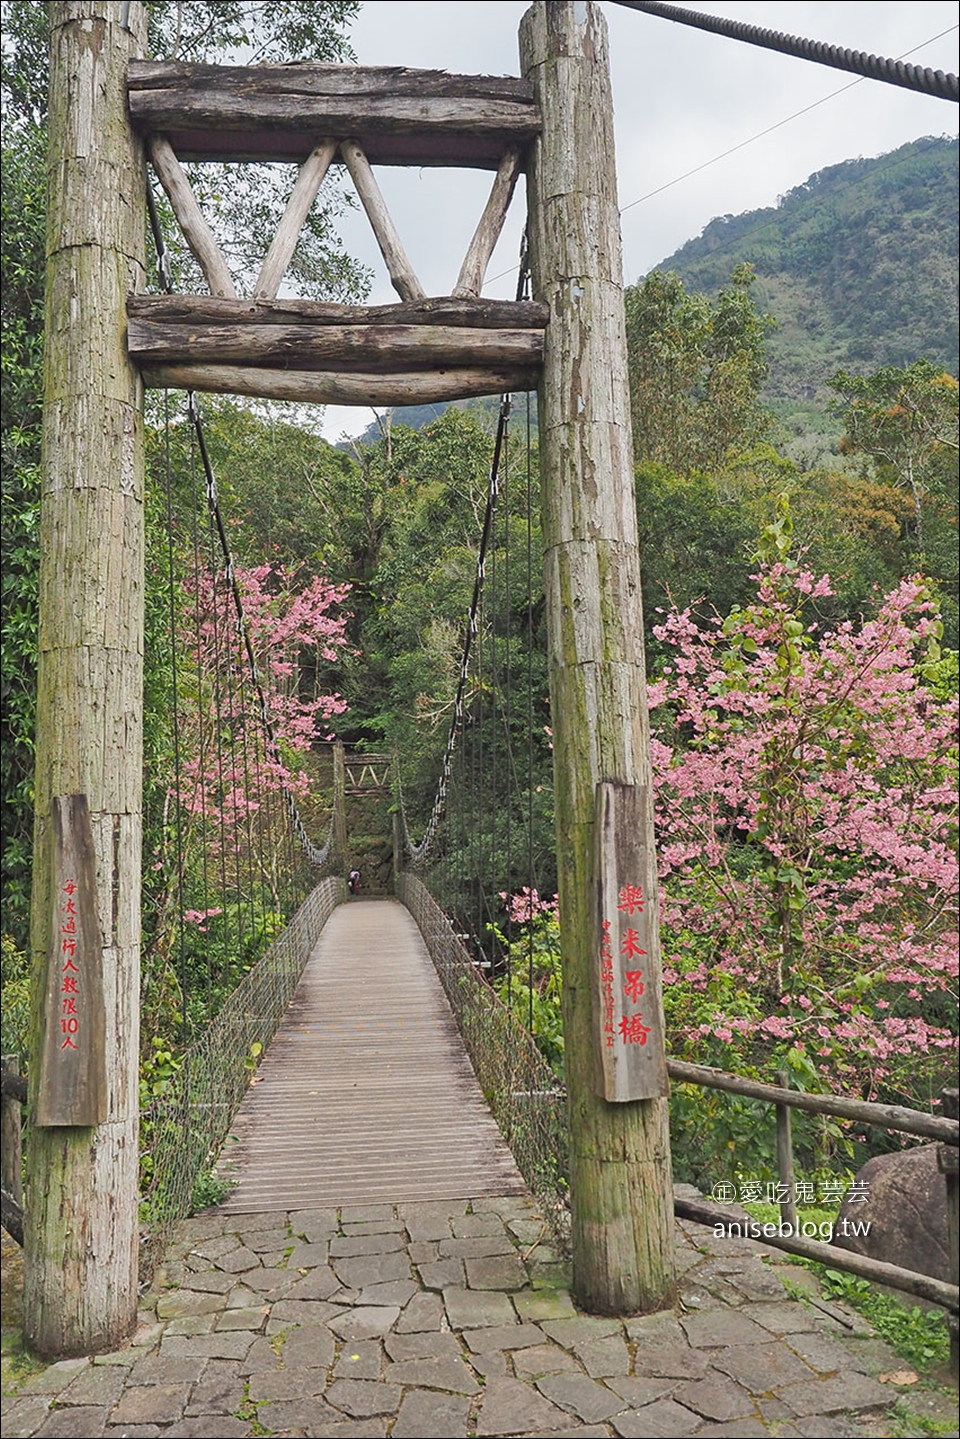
[4,1192,945,1439]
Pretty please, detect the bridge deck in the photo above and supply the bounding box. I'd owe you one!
[218,898,526,1211]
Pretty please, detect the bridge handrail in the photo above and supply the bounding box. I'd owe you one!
[398,877,958,1321]
[668,1059,958,1146]
[139,875,345,1277]
[398,872,570,1245]
[669,1067,959,1324]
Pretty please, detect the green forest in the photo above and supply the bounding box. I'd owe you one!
[1,1,958,1206]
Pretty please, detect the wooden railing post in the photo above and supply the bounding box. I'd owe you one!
[938,1087,958,1381]
[333,741,348,866]
[775,1068,798,1232]
[1,1055,24,1210]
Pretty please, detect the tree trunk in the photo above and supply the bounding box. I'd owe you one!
[519,0,675,1314]
[25,0,147,1357]
[906,457,925,553]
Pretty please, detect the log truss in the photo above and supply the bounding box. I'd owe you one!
[343,754,392,795]
[126,63,543,405]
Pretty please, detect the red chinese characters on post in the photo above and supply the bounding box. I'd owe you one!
[599,919,616,1047]
[604,881,652,1047]
[59,881,80,1050]
[620,927,646,960]
[618,1013,652,1045]
[617,883,645,915]
[623,969,645,1004]
[596,786,669,1098]
[600,876,660,1056]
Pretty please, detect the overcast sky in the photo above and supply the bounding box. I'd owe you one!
[319,1,958,440]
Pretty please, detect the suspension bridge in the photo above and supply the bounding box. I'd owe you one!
[10,0,958,1394]
[213,900,528,1212]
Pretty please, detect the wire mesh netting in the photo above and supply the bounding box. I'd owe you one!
[136,380,356,1281]
[139,876,344,1278]
[384,373,571,1244]
[399,872,569,1250]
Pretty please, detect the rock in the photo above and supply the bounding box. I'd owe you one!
[392,1389,471,1438]
[832,1144,950,1282]
[535,1373,626,1424]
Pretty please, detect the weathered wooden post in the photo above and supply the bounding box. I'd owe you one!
[25,0,147,1356]
[1,1056,24,1215]
[776,1067,799,1232]
[520,0,675,1313]
[392,810,402,890]
[333,740,349,866]
[939,1088,959,1380]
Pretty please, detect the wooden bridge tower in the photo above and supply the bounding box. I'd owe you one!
[28,0,673,1353]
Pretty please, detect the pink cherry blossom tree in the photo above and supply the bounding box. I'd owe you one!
[648,519,958,1114]
[173,562,350,902]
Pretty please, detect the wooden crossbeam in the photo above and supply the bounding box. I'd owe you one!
[127,318,542,371]
[126,296,546,402]
[126,296,549,328]
[127,63,540,168]
[139,363,540,406]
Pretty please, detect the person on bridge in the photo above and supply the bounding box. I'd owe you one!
[348,869,361,895]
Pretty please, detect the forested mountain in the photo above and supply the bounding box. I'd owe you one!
[349,395,502,446]
[656,136,958,408]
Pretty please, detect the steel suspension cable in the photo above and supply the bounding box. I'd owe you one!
[525,389,536,1033]
[503,388,513,997]
[161,390,189,1031]
[396,249,532,866]
[185,417,215,995]
[611,1,959,102]
[395,391,514,866]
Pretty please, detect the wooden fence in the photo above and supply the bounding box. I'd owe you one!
[668,1061,958,1378]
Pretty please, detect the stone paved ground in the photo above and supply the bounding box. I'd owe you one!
[2,1194,957,1439]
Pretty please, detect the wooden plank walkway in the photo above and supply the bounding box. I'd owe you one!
[217,898,527,1211]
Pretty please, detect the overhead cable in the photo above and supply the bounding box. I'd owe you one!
[610,1,959,102]
[397,239,533,866]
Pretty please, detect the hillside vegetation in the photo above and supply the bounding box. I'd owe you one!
[657,136,958,409]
